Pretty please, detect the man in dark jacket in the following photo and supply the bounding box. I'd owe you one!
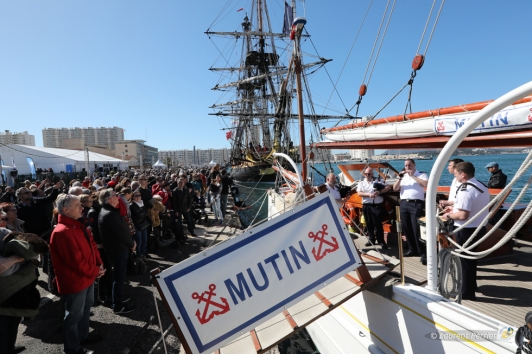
[220,170,233,219]
[485,162,507,189]
[98,188,135,315]
[0,186,16,203]
[137,174,153,207]
[16,181,61,237]
[172,177,196,236]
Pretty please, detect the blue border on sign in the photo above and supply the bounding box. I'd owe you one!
[163,196,358,353]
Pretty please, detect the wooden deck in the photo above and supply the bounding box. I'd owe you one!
[352,234,532,327]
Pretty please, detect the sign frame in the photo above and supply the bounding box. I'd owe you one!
[154,193,362,354]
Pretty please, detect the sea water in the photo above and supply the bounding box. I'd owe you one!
[234,153,532,225]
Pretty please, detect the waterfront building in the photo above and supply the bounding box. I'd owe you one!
[159,148,231,166]
[115,140,158,168]
[42,126,124,150]
[0,131,35,146]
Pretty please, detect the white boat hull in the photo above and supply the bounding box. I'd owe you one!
[308,283,517,354]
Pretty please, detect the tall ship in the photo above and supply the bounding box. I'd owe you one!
[206,0,341,182]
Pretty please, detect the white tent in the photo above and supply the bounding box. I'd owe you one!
[0,144,128,176]
[152,159,167,169]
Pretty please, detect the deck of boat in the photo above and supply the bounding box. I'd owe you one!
[353,234,532,328]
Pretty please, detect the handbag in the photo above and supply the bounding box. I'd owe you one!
[127,251,147,275]
[125,215,136,235]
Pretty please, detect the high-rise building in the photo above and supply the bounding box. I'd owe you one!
[42,126,124,149]
[0,131,35,146]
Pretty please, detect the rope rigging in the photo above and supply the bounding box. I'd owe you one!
[348,0,396,120]
[402,0,445,119]
[437,149,532,261]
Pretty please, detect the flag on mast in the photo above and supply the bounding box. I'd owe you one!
[237,7,244,12]
[282,2,293,35]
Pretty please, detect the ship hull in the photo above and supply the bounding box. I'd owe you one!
[230,163,278,182]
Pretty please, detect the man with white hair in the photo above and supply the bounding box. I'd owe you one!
[50,194,105,354]
[68,186,83,196]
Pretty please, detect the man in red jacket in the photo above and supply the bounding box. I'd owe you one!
[50,193,105,354]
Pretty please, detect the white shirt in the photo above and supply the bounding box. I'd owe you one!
[326,183,341,201]
[356,179,384,204]
[453,177,490,228]
[448,177,459,202]
[399,170,428,200]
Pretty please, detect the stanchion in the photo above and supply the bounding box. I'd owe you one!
[396,206,405,286]
[150,268,192,354]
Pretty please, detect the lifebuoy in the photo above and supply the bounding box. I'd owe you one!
[341,202,357,226]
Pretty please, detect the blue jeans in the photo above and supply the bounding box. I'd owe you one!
[212,198,221,221]
[111,251,129,310]
[63,284,94,354]
[134,228,148,257]
[220,194,228,218]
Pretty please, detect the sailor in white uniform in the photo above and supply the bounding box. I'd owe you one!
[393,158,428,264]
[443,161,489,301]
[325,173,343,206]
[439,158,464,209]
[356,167,391,249]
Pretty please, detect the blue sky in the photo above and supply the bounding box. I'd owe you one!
[1,0,532,151]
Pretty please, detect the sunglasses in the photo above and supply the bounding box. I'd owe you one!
[364,173,372,176]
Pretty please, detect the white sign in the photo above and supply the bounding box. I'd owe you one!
[157,193,362,354]
[434,102,532,135]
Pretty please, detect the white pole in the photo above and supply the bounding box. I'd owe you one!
[85,148,90,178]
[425,80,532,291]
[273,152,303,187]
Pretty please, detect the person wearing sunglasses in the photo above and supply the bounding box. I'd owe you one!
[15,180,61,238]
[357,168,391,249]
[393,158,429,265]
[0,203,25,233]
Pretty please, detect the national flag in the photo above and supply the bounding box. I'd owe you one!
[237,7,244,12]
[282,2,293,35]
[226,131,233,140]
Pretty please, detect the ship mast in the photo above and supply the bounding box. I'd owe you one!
[291,0,308,183]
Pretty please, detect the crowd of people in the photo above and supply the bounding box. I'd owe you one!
[0,163,234,354]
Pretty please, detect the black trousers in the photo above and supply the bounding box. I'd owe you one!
[0,315,21,354]
[456,226,486,296]
[363,203,385,244]
[400,200,425,255]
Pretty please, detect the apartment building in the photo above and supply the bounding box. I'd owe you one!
[42,126,124,149]
[159,148,231,166]
[0,131,35,146]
